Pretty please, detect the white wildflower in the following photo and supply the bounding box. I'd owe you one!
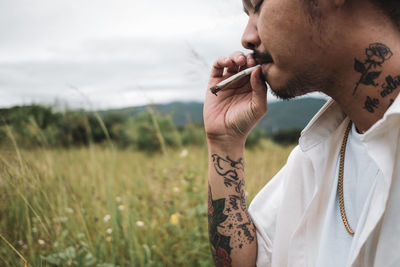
[18,240,24,246]
[173,187,180,193]
[118,205,125,211]
[180,149,188,158]
[38,239,45,245]
[136,221,145,227]
[59,216,68,223]
[106,228,113,234]
[65,207,74,214]
[115,196,122,203]
[103,214,111,222]
[32,227,38,233]
[106,236,112,242]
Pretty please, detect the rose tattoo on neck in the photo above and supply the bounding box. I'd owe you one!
[353,43,393,95]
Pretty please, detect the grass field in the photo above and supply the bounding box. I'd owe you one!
[0,141,293,266]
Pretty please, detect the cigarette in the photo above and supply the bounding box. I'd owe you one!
[210,65,261,96]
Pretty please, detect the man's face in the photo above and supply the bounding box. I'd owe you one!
[242,0,333,99]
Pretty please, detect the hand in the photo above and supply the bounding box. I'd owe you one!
[204,52,268,145]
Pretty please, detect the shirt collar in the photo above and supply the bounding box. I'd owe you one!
[299,95,400,152]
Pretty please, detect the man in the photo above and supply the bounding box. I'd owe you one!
[204,0,400,266]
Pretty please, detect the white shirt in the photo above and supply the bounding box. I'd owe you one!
[315,124,380,267]
[248,97,400,267]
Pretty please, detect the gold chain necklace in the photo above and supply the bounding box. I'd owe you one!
[338,121,355,236]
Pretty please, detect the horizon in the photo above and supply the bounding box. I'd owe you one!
[0,94,328,111]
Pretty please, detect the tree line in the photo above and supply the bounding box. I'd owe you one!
[0,105,300,152]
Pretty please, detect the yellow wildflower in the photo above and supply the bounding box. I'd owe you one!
[169,213,180,225]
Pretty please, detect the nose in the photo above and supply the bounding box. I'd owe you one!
[241,16,261,50]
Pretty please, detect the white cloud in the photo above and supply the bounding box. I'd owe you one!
[0,0,273,108]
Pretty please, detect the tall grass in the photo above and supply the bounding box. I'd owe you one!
[0,140,293,266]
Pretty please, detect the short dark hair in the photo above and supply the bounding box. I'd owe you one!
[370,0,400,29]
[304,0,400,31]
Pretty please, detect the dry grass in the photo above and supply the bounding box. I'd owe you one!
[0,141,293,266]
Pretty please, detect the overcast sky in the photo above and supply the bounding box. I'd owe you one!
[0,0,323,109]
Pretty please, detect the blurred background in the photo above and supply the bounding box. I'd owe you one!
[1,0,251,108]
[0,1,327,266]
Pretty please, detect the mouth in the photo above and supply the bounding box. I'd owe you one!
[253,50,274,65]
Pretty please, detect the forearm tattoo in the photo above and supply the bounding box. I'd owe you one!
[208,154,256,266]
[212,154,245,194]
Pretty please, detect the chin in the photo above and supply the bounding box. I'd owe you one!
[266,68,331,100]
[269,87,299,100]
[265,74,305,100]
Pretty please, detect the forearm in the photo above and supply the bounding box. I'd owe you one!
[207,140,257,267]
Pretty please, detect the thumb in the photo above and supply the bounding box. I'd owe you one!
[250,66,268,118]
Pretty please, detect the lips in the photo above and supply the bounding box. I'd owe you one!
[253,50,274,65]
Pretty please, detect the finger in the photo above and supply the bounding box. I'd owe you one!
[229,51,246,65]
[226,53,246,73]
[246,53,257,68]
[225,60,240,74]
[210,57,230,78]
[250,67,268,118]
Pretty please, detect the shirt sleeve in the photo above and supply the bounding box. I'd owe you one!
[248,163,287,266]
[248,146,306,266]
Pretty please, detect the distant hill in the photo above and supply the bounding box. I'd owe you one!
[101,97,328,134]
[101,101,204,127]
[259,98,327,133]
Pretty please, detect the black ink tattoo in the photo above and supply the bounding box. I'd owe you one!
[224,178,244,195]
[363,96,380,113]
[212,154,245,195]
[208,154,256,259]
[212,154,244,181]
[229,195,240,210]
[238,222,255,242]
[208,185,232,267]
[236,213,243,222]
[353,43,393,95]
[381,75,400,97]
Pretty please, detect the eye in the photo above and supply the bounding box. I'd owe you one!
[254,0,263,13]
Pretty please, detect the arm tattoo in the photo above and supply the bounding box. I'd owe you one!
[212,154,244,193]
[208,186,256,266]
[209,185,233,267]
[353,43,392,95]
[208,154,256,266]
[212,154,244,181]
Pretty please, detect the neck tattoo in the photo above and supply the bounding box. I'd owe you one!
[353,43,399,114]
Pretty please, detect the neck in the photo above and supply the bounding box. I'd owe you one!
[323,14,400,133]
